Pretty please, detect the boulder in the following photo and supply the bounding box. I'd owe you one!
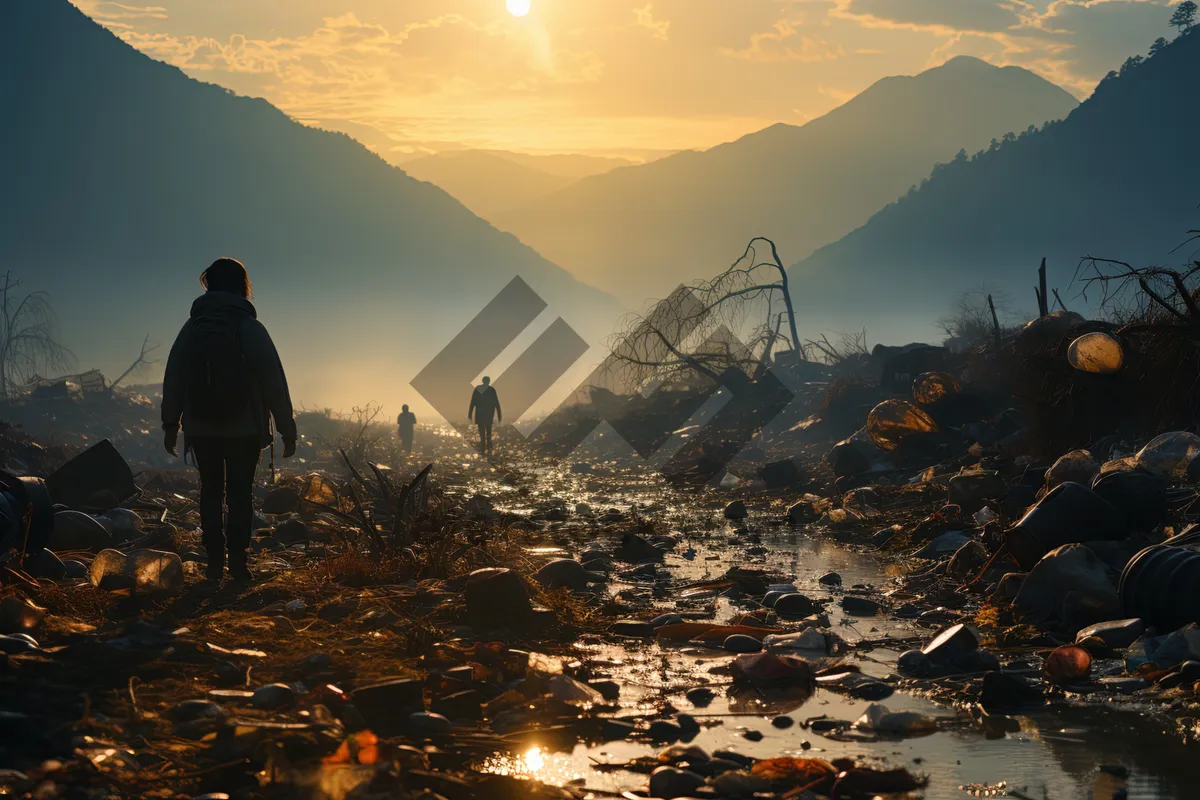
[947,540,989,579]
[774,593,820,617]
[1045,450,1099,490]
[1014,544,1120,630]
[89,548,185,595]
[464,494,497,519]
[464,568,532,629]
[916,532,971,559]
[948,471,1006,512]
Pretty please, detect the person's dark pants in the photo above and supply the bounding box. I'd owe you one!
[477,422,493,456]
[400,433,413,452]
[190,436,262,572]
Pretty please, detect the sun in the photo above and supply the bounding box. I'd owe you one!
[506,0,531,17]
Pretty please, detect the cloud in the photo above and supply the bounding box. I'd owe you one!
[841,0,1030,33]
[721,19,846,62]
[76,1,167,21]
[634,4,671,41]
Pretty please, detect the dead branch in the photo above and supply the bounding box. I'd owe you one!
[108,334,159,393]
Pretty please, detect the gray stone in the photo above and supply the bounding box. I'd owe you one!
[896,649,932,677]
[947,540,989,579]
[786,501,815,525]
[1076,618,1146,649]
[774,593,819,617]
[251,683,297,710]
[841,596,884,616]
[408,712,453,736]
[724,501,748,520]
[916,532,971,559]
[686,687,715,707]
[723,634,763,653]
[647,720,683,742]
[948,471,1006,511]
[1013,544,1120,628]
[649,766,705,799]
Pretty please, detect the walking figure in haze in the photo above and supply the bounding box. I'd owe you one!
[397,404,416,453]
[161,258,296,584]
[468,376,502,457]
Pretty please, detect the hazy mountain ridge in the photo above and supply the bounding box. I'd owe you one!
[789,31,1200,342]
[496,56,1080,304]
[401,151,579,219]
[0,0,619,409]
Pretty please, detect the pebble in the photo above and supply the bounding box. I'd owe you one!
[676,713,700,734]
[250,683,297,710]
[649,766,706,799]
[741,729,764,742]
[771,715,794,729]
[896,649,933,677]
[724,501,748,520]
[723,634,763,653]
[169,700,224,723]
[686,687,716,707]
[647,720,683,742]
[651,613,685,628]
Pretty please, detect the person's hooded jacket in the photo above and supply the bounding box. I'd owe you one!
[161,291,297,447]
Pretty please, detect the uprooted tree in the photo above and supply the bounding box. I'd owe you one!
[601,237,803,391]
[0,272,73,398]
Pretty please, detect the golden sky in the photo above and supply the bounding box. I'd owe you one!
[76,0,1176,160]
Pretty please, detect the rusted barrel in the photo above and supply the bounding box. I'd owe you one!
[1119,544,1200,631]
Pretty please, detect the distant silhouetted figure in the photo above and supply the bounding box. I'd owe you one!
[397,404,416,453]
[162,258,296,584]
[468,376,502,457]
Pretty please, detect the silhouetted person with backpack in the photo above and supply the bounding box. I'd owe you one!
[468,376,501,457]
[161,258,296,583]
[397,404,416,453]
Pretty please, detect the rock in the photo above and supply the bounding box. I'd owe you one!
[840,596,883,616]
[63,559,88,579]
[273,518,311,545]
[251,683,297,710]
[724,501,748,520]
[676,714,700,735]
[168,699,224,723]
[1077,617,1147,650]
[712,771,772,795]
[130,550,185,595]
[533,559,604,591]
[786,501,816,525]
[896,650,933,677]
[686,687,715,707]
[992,572,1025,602]
[915,532,971,559]
[818,571,842,586]
[771,715,794,729]
[741,729,764,741]
[590,680,620,701]
[723,634,763,653]
[647,720,683,742]
[464,568,532,629]
[761,591,785,608]
[1014,544,1120,630]
[774,593,820,617]
[96,508,143,541]
[651,613,684,628]
[464,493,497,518]
[948,471,1007,512]
[261,486,300,515]
[1091,470,1168,532]
[1046,450,1099,490]
[88,549,128,590]
[0,595,45,634]
[921,623,979,666]
[601,719,637,741]
[613,619,656,638]
[353,678,425,733]
[1141,623,1200,669]
[22,549,66,580]
[616,532,663,562]
[947,541,989,579]
[979,671,1044,710]
[408,712,453,737]
[574,502,592,516]
[649,766,705,799]
[51,510,112,552]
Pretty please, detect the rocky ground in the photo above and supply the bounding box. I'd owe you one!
[4,332,1200,799]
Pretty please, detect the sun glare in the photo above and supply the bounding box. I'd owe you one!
[506,0,531,17]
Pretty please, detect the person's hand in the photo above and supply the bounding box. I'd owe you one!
[282,439,297,458]
[164,430,179,457]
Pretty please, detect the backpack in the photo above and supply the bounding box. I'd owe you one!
[186,315,251,424]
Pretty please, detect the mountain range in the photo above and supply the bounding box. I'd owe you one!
[495,56,1079,305]
[401,150,634,219]
[789,30,1200,344]
[0,0,619,412]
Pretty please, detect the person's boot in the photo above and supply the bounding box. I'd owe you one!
[228,553,254,584]
[204,554,225,583]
